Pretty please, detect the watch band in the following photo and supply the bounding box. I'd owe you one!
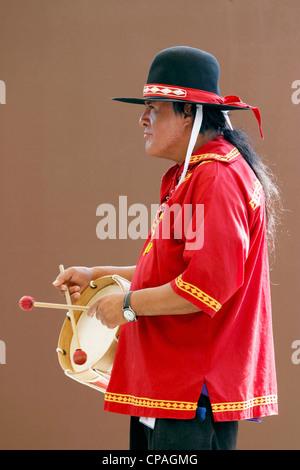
[123,291,134,310]
[122,291,137,322]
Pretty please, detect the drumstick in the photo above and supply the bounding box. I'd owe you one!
[59,264,87,366]
[19,296,89,312]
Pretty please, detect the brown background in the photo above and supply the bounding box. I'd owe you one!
[0,0,299,450]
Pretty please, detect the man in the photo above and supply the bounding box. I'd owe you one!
[53,47,279,450]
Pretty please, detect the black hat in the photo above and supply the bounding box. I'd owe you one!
[112,46,263,138]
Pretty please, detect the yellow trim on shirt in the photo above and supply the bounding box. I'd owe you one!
[105,392,197,412]
[175,275,222,312]
[211,395,278,414]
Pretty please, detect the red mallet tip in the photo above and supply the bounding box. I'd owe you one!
[73,349,87,366]
[19,296,35,311]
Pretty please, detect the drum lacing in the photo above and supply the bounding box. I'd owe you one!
[56,348,66,355]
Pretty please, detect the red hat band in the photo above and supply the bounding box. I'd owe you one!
[143,84,263,139]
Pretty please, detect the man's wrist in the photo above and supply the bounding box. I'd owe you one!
[122,291,138,322]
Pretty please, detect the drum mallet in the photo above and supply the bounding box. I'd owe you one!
[19,296,88,312]
[18,266,88,366]
[58,264,87,366]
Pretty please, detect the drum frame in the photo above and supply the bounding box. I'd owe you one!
[56,274,130,393]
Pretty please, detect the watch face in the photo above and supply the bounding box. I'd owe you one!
[124,309,136,322]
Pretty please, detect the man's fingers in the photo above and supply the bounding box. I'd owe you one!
[52,273,69,288]
[87,303,97,318]
[53,280,67,289]
[70,291,81,303]
[53,267,77,286]
[86,302,106,325]
[52,270,82,303]
[68,285,81,295]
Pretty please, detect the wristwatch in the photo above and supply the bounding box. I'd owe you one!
[122,291,138,322]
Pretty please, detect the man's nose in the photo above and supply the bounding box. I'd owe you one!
[139,108,149,127]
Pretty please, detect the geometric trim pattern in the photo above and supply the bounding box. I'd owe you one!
[174,275,222,312]
[211,394,278,414]
[105,392,277,416]
[142,210,165,256]
[105,392,197,412]
[249,179,263,210]
[143,84,187,99]
[180,159,215,184]
[189,147,240,165]
[142,241,153,256]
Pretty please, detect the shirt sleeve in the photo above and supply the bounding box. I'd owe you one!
[170,163,250,317]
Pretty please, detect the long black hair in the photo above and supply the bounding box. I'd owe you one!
[173,102,282,253]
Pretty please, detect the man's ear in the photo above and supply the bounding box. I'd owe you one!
[183,104,194,127]
[183,103,193,117]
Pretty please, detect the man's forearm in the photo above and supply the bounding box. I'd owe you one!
[90,265,136,282]
[130,282,201,317]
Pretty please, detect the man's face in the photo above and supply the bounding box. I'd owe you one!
[139,101,193,163]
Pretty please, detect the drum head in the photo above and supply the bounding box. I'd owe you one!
[57,275,130,377]
[69,283,120,372]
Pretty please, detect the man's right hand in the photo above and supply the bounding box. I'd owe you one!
[52,265,136,303]
[52,266,94,303]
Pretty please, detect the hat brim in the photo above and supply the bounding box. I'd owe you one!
[111,97,249,111]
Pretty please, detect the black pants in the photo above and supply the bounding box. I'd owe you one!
[130,395,238,450]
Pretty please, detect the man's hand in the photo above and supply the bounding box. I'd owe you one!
[87,293,127,329]
[52,266,94,302]
[52,265,136,304]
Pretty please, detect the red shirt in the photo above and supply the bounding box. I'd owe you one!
[104,136,278,421]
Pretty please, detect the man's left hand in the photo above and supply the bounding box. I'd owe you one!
[87,293,127,329]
